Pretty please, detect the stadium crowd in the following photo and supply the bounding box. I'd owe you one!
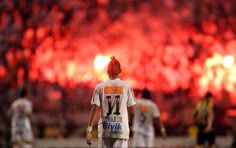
[0,0,235,145]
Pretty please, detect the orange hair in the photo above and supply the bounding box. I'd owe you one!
[107,56,121,77]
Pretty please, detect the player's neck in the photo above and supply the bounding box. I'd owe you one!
[109,75,119,80]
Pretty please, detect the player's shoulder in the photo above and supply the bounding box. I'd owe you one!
[25,98,32,105]
[208,101,214,108]
[135,99,142,104]
[12,98,21,105]
[118,79,132,88]
[18,98,32,106]
[145,99,157,108]
[138,99,150,105]
[111,78,131,87]
[95,81,110,91]
[95,81,106,88]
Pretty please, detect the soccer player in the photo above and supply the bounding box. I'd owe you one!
[193,92,215,148]
[86,56,136,148]
[8,88,33,148]
[132,88,166,147]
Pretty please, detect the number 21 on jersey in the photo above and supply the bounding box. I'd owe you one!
[105,95,122,116]
[104,86,123,117]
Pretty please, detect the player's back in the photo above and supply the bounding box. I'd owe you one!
[92,78,136,139]
[95,78,134,119]
[195,100,213,126]
[11,98,32,123]
[10,97,34,145]
[133,99,160,136]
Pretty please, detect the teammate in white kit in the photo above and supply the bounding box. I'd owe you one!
[8,88,33,148]
[86,56,136,148]
[132,88,166,147]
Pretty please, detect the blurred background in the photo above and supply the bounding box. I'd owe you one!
[0,0,236,147]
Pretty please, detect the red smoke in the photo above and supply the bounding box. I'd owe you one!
[21,1,236,103]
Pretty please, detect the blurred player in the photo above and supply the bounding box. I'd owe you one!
[132,88,166,147]
[193,92,215,148]
[86,56,136,148]
[8,88,33,148]
[228,110,236,148]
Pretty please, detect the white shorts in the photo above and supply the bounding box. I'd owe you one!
[12,124,33,142]
[132,132,154,147]
[98,137,128,148]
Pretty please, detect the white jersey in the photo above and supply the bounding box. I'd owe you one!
[132,99,160,136]
[91,78,136,139]
[10,97,32,133]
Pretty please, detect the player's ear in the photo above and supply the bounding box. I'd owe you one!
[118,66,121,74]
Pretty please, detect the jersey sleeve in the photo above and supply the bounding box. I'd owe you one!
[152,103,160,118]
[91,86,100,106]
[127,87,136,107]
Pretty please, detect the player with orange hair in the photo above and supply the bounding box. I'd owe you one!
[86,56,136,147]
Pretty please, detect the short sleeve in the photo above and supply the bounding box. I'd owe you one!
[91,87,100,106]
[152,103,160,118]
[127,87,136,107]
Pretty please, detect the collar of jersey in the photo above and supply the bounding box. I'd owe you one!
[19,97,27,100]
[109,78,120,80]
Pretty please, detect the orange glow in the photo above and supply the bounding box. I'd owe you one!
[97,0,109,5]
[44,68,55,83]
[226,109,236,117]
[2,1,236,138]
[0,65,7,78]
[223,55,234,68]
[24,28,34,40]
[47,90,62,101]
[67,61,76,78]
[18,2,235,101]
[200,53,236,97]
[29,70,38,81]
[160,112,168,122]
[230,92,236,105]
[205,53,222,68]
[93,55,110,71]
[23,48,31,58]
[36,27,47,41]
